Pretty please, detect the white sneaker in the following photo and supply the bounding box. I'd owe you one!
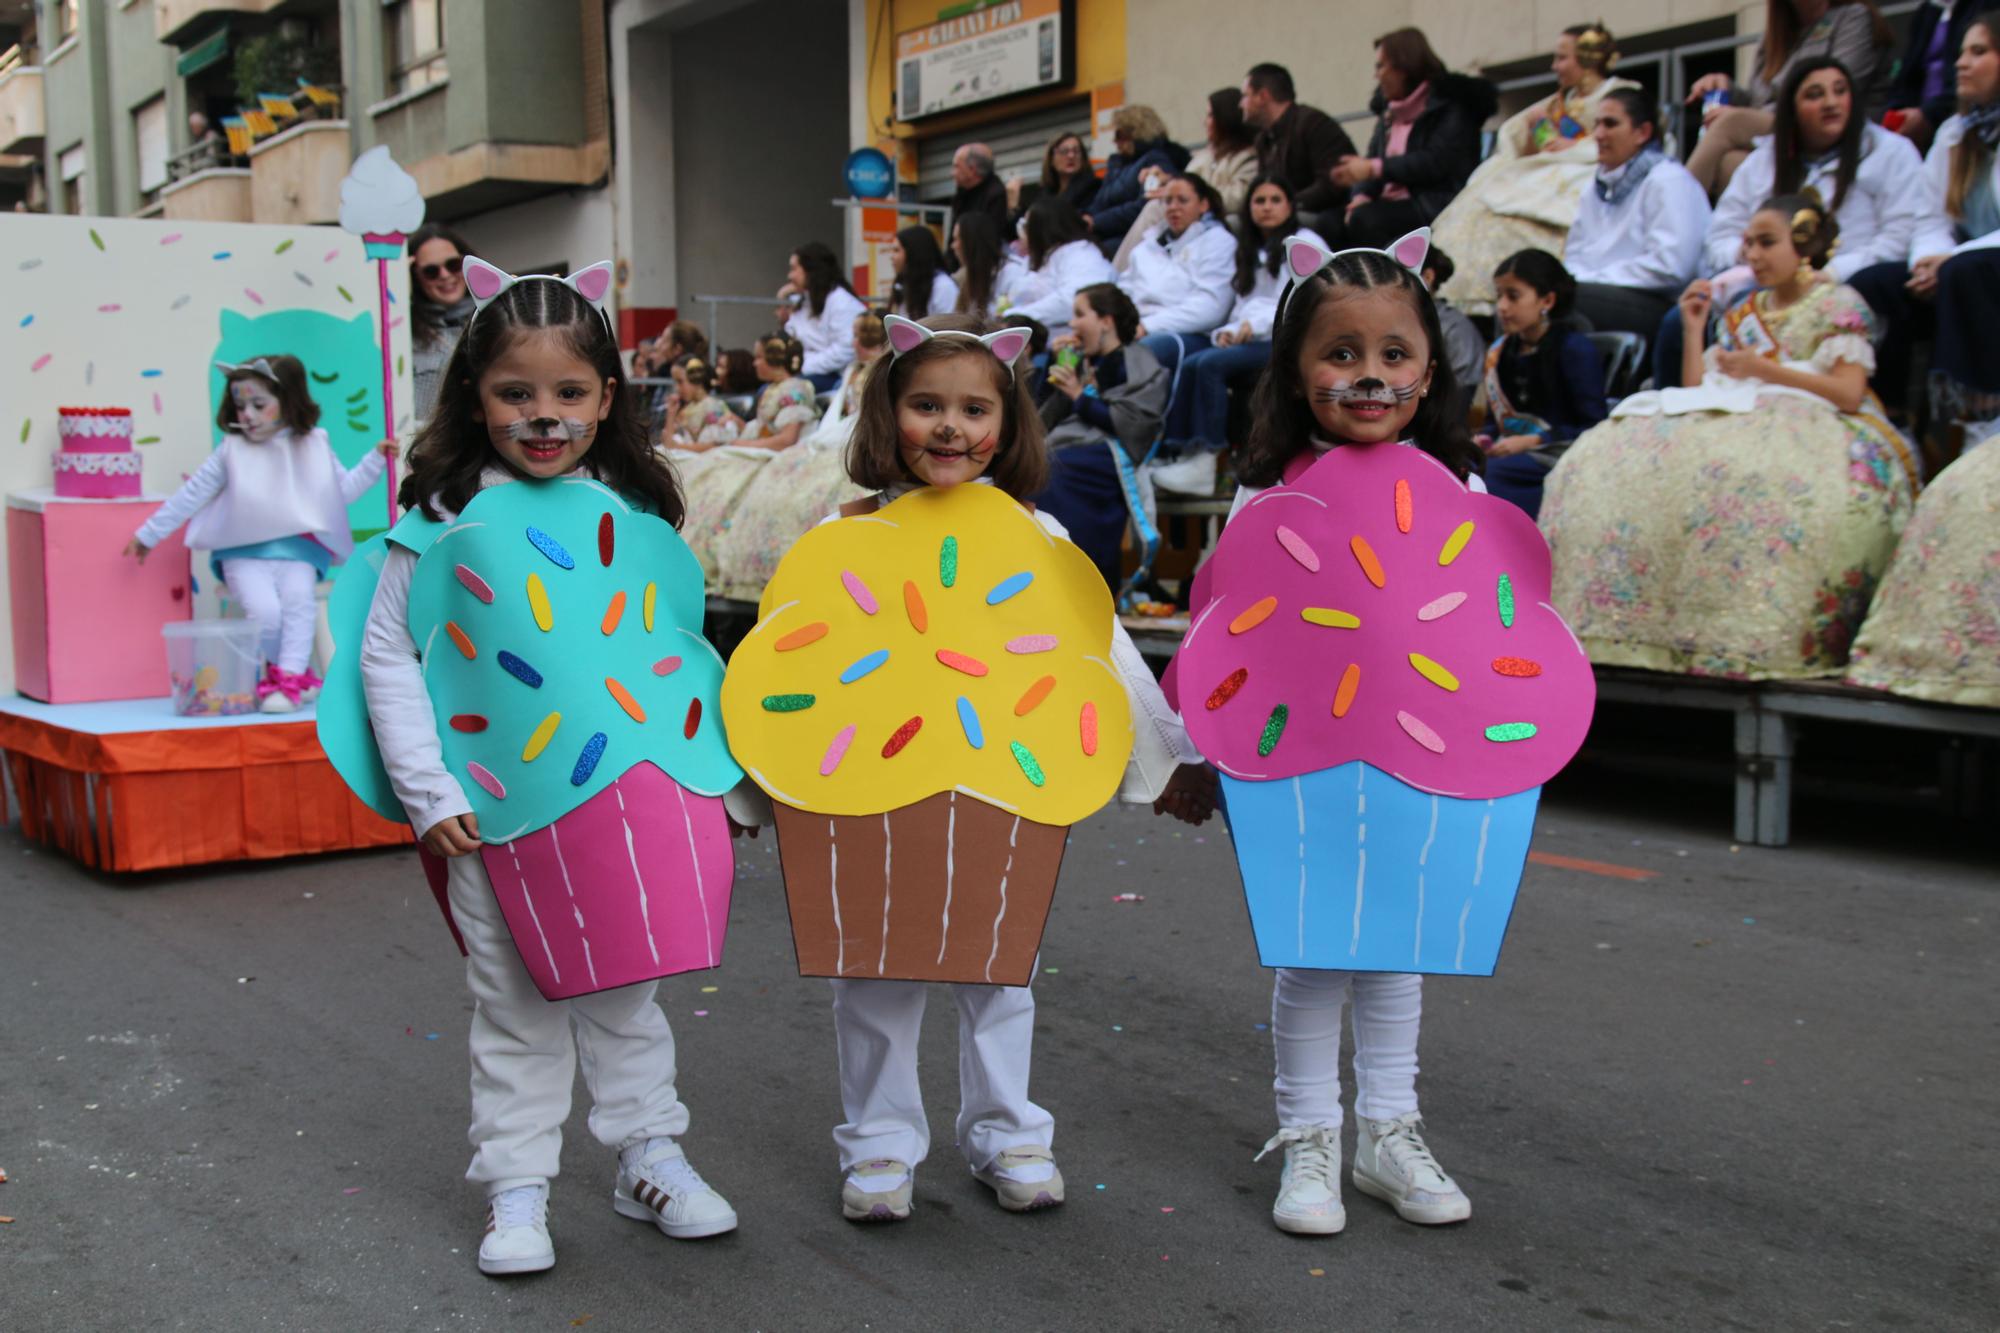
[258,690,299,714]
[1150,449,1219,497]
[1256,1125,1345,1235]
[613,1139,738,1239]
[479,1182,554,1275]
[1352,1112,1471,1225]
[841,1158,914,1223]
[971,1145,1064,1212]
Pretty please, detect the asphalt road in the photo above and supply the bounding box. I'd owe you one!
[1,764,1993,1331]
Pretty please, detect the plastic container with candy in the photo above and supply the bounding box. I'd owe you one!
[163,619,264,716]
[1167,443,1595,975]
[316,477,744,998]
[720,483,1135,986]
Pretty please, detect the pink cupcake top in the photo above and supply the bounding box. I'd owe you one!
[1170,442,1594,799]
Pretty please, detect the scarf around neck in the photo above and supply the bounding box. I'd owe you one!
[1594,144,1665,205]
[1964,100,2000,149]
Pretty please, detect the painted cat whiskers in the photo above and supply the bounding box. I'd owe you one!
[504,417,594,444]
[1312,377,1424,407]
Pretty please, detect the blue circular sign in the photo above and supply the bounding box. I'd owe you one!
[844,148,895,200]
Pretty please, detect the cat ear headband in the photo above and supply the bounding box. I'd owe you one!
[883,314,1033,382]
[215,358,278,382]
[462,256,615,332]
[1275,228,1432,324]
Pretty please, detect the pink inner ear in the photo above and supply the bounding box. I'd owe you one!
[1287,236,1330,281]
[570,264,612,303]
[1390,231,1430,272]
[985,330,1029,365]
[463,259,507,301]
[885,318,930,354]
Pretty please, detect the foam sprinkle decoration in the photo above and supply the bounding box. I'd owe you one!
[1275,525,1320,571]
[1350,535,1386,588]
[1332,664,1361,718]
[939,535,959,588]
[775,622,830,652]
[453,564,495,603]
[1015,675,1057,716]
[903,581,929,633]
[820,725,857,776]
[605,677,646,723]
[601,590,626,634]
[522,712,562,761]
[1009,740,1046,787]
[466,761,506,799]
[525,526,575,570]
[1300,607,1361,630]
[449,714,488,733]
[1407,653,1461,692]
[652,656,683,676]
[683,698,702,739]
[1394,478,1413,533]
[496,650,543,688]
[841,569,879,615]
[1207,667,1249,710]
[882,715,924,758]
[1492,656,1542,678]
[762,693,817,713]
[1079,702,1099,756]
[526,573,554,631]
[1230,596,1279,635]
[643,582,656,632]
[598,512,615,566]
[1006,635,1058,654]
[1417,591,1466,621]
[1497,572,1516,628]
[840,649,890,684]
[956,696,985,749]
[986,571,1033,605]
[1438,521,1475,566]
[446,622,477,659]
[1258,704,1289,758]
[1396,710,1446,753]
[570,732,608,786]
[936,649,989,677]
[1485,722,1538,742]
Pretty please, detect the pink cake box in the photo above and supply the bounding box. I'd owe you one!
[54,407,142,499]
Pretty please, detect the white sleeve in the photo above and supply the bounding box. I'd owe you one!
[932,270,960,314]
[1832,134,1927,280]
[1139,229,1236,335]
[359,545,472,836]
[133,449,228,548]
[336,438,388,504]
[1594,171,1710,291]
[1705,153,1764,275]
[796,289,865,377]
[1909,121,1961,262]
[1010,248,1085,326]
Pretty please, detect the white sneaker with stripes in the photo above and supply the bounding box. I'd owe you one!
[479,1182,554,1276]
[613,1138,738,1239]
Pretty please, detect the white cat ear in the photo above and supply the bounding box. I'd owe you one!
[462,256,515,312]
[1286,234,1337,283]
[1385,228,1431,274]
[884,314,933,356]
[563,261,614,310]
[981,326,1032,368]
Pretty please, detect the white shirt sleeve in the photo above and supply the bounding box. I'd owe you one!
[1909,117,1963,262]
[359,545,472,837]
[931,270,961,315]
[1705,149,1767,276]
[1832,131,1927,280]
[1135,227,1236,335]
[336,437,389,504]
[133,448,228,549]
[794,288,866,377]
[1582,168,1712,291]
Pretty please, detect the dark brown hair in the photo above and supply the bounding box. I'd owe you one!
[1947,13,2000,219]
[758,333,805,376]
[853,310,888,350]
[398,277,685,526]
[1240,249,1477,488]
[1039,131,1088,195]
[889,225,948,319]
[407,223,474,350]
[952,211,1005,315]
[662,319,708,362]
[674,353,712,391]
[793,241,853,317]
[1207,87,1253,155]
[716,348,760,394]
[1076,282,1140,344]
[846,313,1048,497]
[218,354,320,436]
[1375,27,1448,90]
[1758,190,1840,270]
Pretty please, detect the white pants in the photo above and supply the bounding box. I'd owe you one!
[219,556,318,674]
[829,978,1053,1172]
[444,851,689,1194]
[1272,969,1423,1130]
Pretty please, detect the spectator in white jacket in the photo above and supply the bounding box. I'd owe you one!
[1121,172,1239,386]
[885,225,959,321]
[1655,57,1926,388]
[1907,13,2000,437]
[1007,195,1117,337]
[948,212,1029,318]
[1566,88,1712,339]
[779,241,870,392]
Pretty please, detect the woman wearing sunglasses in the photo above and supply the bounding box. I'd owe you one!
[408,223,476,423]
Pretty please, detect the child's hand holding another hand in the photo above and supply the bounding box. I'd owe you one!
[1153,763,1219,826]
[422,812,482,857]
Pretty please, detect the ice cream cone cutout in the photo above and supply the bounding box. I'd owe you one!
[721,483,1134,984]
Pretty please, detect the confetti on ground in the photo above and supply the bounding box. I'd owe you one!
[1111,893,1144,902]
[1160,1206,1175,1213]
[1111,1025,1123,1032]
[1043,967,1059,974]
[1253,1022,1269,1031]
[0,1217,12,1224]
[341,1187,363,1195]
[700,985,719,993]
[1308,1267,1325,1277]
[693,1010,709,1017]
[426,1032,439,1040]
[1743,917,1757,925]
[1094,1183,1105,1190]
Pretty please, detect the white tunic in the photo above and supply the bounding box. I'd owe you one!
[133,427,384,558]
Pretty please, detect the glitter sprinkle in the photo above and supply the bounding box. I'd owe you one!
[775,622,830,652]
[526,573,554,631]
[1229,596,1279,634]
[1394,478,1413,533]
[1485,722,1539,742]
[445,622,477,659]
[601,590,626,634]
[1332,664,1361,718]
[939,535,959,587]
[1497,572,1516,627]
[903,580,929,633]
[935,648,989,677]
[525,526,575,569]
[598,512,614,566]
[1079,702,1099,756]
[448,714,488,732]
[605,677,646,723]
[1350,535,1386,588]
[453,564,494,603]
[652,656,682,676]
[820,725,857,776]
[1275,524,1320,571]
[1492,656,1543,677]
[465,761,506,799]
[1009,740,1046,787]
[570,733,609,786]
[1438,521,1475,566]
[762,693,816,712]
[522,712,562,761]
[1407,653,1461,692]
[1300,607,1361,629]
[956,696,985,749]
[841,569,879,614]
[1206,667,1249,710]
[1014,675,1057,716]
[1396,710,1446,753]
[1258,704,1289,757]
[496,651,542,687]
[1416,591,1466,621]
[986,571,1033,604]
[882,715,924,758]
[642,581,655,631]
[683,698,702,739]
[840,649,890,683]
[1007,634,1058,654]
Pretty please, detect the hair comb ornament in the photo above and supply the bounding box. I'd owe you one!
[1276,229,1433,324]
[883,314,1033,382]
[462,256,616,331]
[215,358,279,381]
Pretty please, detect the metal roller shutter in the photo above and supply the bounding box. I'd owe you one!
[914,99,1093,202]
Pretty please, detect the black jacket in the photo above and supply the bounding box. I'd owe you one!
[1254,102,1358,216]
[1887,1,1982,129]
[1356,72,1498,224]
[950,172,1010,237]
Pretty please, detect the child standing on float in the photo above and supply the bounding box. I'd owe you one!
[1218,232,1482,1235]
[357,260,737,1276]
[798,312,1217,1222]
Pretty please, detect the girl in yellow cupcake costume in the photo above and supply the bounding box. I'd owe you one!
[731,312,1218,1223]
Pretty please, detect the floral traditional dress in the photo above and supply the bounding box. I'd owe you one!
[1540,279,1921,679]
[672,377,823,588]
[675,394,739,446]
[1431,77,1638,315]
[1845,443,2000,707]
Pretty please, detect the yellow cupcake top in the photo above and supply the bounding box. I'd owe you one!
[720,483,1134,822]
